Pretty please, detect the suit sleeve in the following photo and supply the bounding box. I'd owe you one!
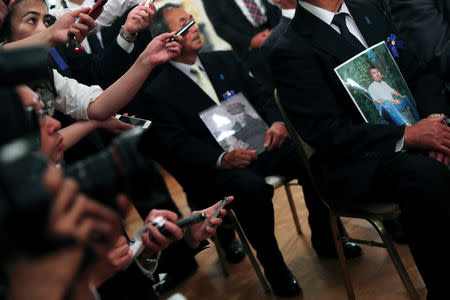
[202,0,253,50]
[270,45,404,160]
[388,0,449,78]
[141,86,224,174]
[231,52,282,124]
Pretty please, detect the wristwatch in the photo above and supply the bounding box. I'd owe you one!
[119,25,138,42]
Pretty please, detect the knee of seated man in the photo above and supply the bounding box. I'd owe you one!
[229,170,274,203]
[404,154,450,196]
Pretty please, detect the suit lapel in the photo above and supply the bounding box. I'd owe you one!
[291,2,389,63]
[291,5,357,63]
[346,0,387,47]
[167,63,217,109]
[199,53,229,102]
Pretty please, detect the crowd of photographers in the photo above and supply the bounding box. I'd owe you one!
[0,0,233,299]
[1,0,449,299]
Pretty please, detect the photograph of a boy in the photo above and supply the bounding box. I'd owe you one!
[367,65,420,126]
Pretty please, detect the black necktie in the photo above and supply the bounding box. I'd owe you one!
[87,33,103,55]
[331,13,366,52]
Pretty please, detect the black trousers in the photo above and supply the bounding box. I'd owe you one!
[185,141,330,270]
[321,151,450,300]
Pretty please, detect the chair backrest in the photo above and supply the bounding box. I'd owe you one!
[273,89,331,211]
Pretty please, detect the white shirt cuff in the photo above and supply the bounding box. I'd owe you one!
[116,35,135,53]
[395,136,405,152]
[216,152,227,169]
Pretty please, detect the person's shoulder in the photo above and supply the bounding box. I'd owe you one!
[347,0,386,15]
[201,50,237,61]
[142,63,172,95]
[270,25,312,60]
[368,81,377,88]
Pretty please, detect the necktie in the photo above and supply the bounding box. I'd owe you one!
[243,0,265,26]
[331,13,366,52]
[87,33,103,55]
[190,64,220,105]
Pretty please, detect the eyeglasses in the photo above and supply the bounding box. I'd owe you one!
[36,99,55,125]
[24,97,55,129]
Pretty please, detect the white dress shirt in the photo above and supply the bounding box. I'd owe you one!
[170,57,214,89]
[52,69,103,120]
[281,8,295,19]
[234,0,267,27]
[299,1,368,48]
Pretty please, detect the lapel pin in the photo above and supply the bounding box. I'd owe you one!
[386,33,404,58]
[220,74,225,80]
[364,16,371,24]
[222,90,235,100]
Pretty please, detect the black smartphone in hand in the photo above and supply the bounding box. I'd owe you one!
[169,19,196,42]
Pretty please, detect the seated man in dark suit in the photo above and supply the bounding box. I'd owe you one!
[127,4,363,297]
[270,0,450,299]
[202,0,281,93]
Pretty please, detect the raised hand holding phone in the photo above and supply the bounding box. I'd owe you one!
[207,196,229,227]
[124,0,155,36]
[169,19,195,42]
[67,0,108,51]
[184,196,234,248]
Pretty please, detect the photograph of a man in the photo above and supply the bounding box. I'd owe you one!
[220,96,268,154]
[368,66,420,126]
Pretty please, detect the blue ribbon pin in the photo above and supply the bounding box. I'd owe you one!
[222,90,235,100]
[386,33,404,58]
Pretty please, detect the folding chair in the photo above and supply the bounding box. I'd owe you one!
[274,89,419,300]
[265,175,302,234]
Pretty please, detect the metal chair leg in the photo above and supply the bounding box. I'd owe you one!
[369,218,420,300]
[330,215,356,300]
[284,183,302,235]
[213,233,230,277]
[229,209,272,294]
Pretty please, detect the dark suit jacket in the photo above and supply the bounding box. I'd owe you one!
[270,0,449,204]
[127,51,281,191]
[202,0,281,58]
[261,15,291,55]
[386,0,449,79]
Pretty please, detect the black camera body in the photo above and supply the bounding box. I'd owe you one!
[0,137,59,257]
[65,128,156,209]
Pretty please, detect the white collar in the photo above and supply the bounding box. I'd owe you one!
[170,56,204,73]
[281,8,296,19]
[299,1,353,25]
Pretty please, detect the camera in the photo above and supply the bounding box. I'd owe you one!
[0,45,49,86]
[65,128,156,209]
[0,137,76,258]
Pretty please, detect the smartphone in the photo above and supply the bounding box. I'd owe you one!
[124,213,207,269]
[115,114,151,129]
[159,212,207,237]
[67,0,108,48]
[207,196,229,227]
[87,0,108,19]
[169,19,196,42]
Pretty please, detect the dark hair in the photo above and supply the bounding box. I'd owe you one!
[0,0,49,42]
[368,64,379,78]
[150,3,181,37]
